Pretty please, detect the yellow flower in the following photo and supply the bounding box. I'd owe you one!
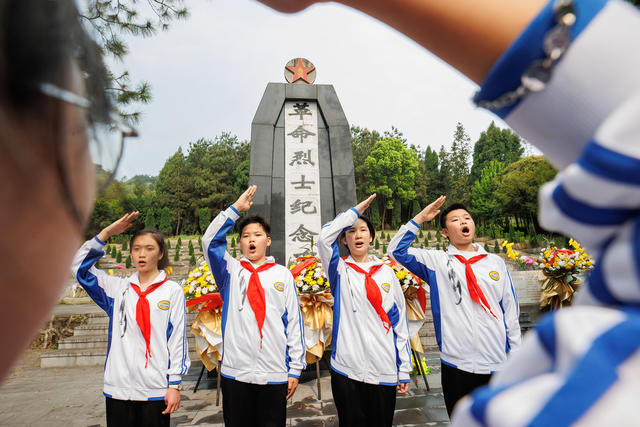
[317,277,324,285]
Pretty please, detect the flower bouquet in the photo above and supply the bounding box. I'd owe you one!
[182,260,223,371]
[381,255,428,353]
[503,239,593,310]
[289,256,333,363]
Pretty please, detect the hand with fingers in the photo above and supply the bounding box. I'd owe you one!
[413,196,446,226]
[162,387,181,415]
[233,185,257,213]
[97,211,139,242]
[397,382,409,394]
[354,194,376,215]
[286,377,299,400]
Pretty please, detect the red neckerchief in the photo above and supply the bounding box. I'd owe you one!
[240,260,277,347]
[344,261,391,333]
[452,254,497,319]
[130,275,170,367]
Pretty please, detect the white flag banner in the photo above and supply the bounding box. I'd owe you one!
[284,101,322,263]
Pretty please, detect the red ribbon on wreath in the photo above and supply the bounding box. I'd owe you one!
[186,293,223,312]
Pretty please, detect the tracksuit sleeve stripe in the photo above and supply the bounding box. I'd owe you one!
[203,206,239,293]
[578,141,640,185]
[388,223,432,283]
[551,184,637,225]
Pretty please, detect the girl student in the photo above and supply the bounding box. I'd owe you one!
[317,194,412,427]
[71,212,190,427]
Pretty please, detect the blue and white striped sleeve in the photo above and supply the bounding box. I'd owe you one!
[202,206,241,294]
[70,236,125,313]
[387,220,439,285]
[167,284,191,384]
[317,208,359,294]
[284,270,306,377]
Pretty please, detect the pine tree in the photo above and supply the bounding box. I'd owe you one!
[494,240,500,253]
[125,255,132,268]
[122,240,128,251]
[419,229,423,238]
[231,237,236,247]
[374,238,380,250]
[116,250,122,263]
[167,240,171,249]
[484,242,490,253]
[177,237,182,248]
[436,242,441,250]
[174,246,180,262]
[188,240,194,256]
[198,236,202,248]
[427,231,432,241]
[232,247,237,258]
[189,254,196,266]
[436,230,441,242]
[382,244,387,253]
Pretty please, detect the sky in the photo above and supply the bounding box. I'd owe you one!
[111,0,513,180]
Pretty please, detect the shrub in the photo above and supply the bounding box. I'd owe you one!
[188,240,194,256]
[382,244,387,254]
[167,240,171,249]
[436,230,441,242]
[122,240,128,251]
[232,247,237,258]
[484,242,490,253]
[231,237,236,247]
[125,255,131,268]
[189,254,196,266]
[427,231,432,241]
[198,236,202,248]
[436,242,441,250]
[116,250,122,263]
[374,238,380,250]
[177,237,182,248]
[174,248,180,262]
[494,240,500,253]
[419,229,423,238]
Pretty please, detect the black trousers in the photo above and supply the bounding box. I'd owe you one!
[440,363,492,417]
[330,369,397,427]
[220,376,288,427]
[105,397,169,427]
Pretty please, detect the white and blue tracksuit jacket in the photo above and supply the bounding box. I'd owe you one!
[389,225,521,374]
[449,0,640,425]
[202,206,306,384]
[71,237,190,401]
[318,208,412,385]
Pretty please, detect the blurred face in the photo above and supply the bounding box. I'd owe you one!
[131,234,163,274]
[240,222,271,263]
[341,218,372,260]
[442,209,475,247]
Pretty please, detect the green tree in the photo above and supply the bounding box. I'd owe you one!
[447,123,472,205]
[471,160,505,224]
[198,207,212,234]
[189,254,196,266]
[494,156,557,232]
[125,255,132,268]
[188,240,194,256]
[116,250,122,263]
[470,122,524,184]
[494,240,500,253]
[156,149,190,235]
[177,237,182,248]
[167,239,171,249]
[174,245,180,261]
[364,138,419,229]
[122,240,128,251]
[351,126,381,201]
[158,206,172,235]
[145,208,157,229]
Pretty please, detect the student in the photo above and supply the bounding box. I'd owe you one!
[202,185,305,427]
[71,212,190,426]
[317,194,411,427]
[388,197,521,416]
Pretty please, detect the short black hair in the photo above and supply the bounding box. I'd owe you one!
[340,215,376,253]
[439,203,471,229]
[236,215,271,235]
[129,229,168,270]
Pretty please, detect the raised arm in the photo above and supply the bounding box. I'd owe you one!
[202,186,257,292]
[388,196,445,283]
[317,194,376,293]
[71,212,139,312]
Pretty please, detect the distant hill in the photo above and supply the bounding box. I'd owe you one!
[124,175,157,191]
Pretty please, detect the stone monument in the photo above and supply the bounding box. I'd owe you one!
[249,58,356,264]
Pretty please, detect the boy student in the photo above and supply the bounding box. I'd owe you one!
[388,196,521,416]
[318,194,412,427]
[202,185,306,427]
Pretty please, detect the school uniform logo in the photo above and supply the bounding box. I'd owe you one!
[380,283,391,293]
[274,282,285,292]
[157,300,170,310]
[489,271,500,281]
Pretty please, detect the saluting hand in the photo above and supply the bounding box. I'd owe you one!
[354,194,376,215]
[233,185,257,213]
[97,211,139,242]
[413,196,446,225]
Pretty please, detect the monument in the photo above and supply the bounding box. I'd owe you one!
[249,58,356,264]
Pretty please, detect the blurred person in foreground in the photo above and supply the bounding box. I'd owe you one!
[0,0,113,382]
[261,0,640,425]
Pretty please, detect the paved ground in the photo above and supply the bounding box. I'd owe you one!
[0,304,449,426]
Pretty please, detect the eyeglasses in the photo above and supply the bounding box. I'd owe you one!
[38,82,138,193]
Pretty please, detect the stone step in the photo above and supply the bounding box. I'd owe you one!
[73,324,109,336]
[59,334,108,349]
[42,347,201,368]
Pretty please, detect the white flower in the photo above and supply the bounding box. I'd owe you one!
[302,284,310,292]
[313,270,321,279]
[208,285,215,292]
[312,284,320,291]
[202,287,208,295]
[206,276,215,283]
[300,269,307,276]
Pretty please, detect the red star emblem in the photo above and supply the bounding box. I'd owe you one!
[286,58,315,83]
